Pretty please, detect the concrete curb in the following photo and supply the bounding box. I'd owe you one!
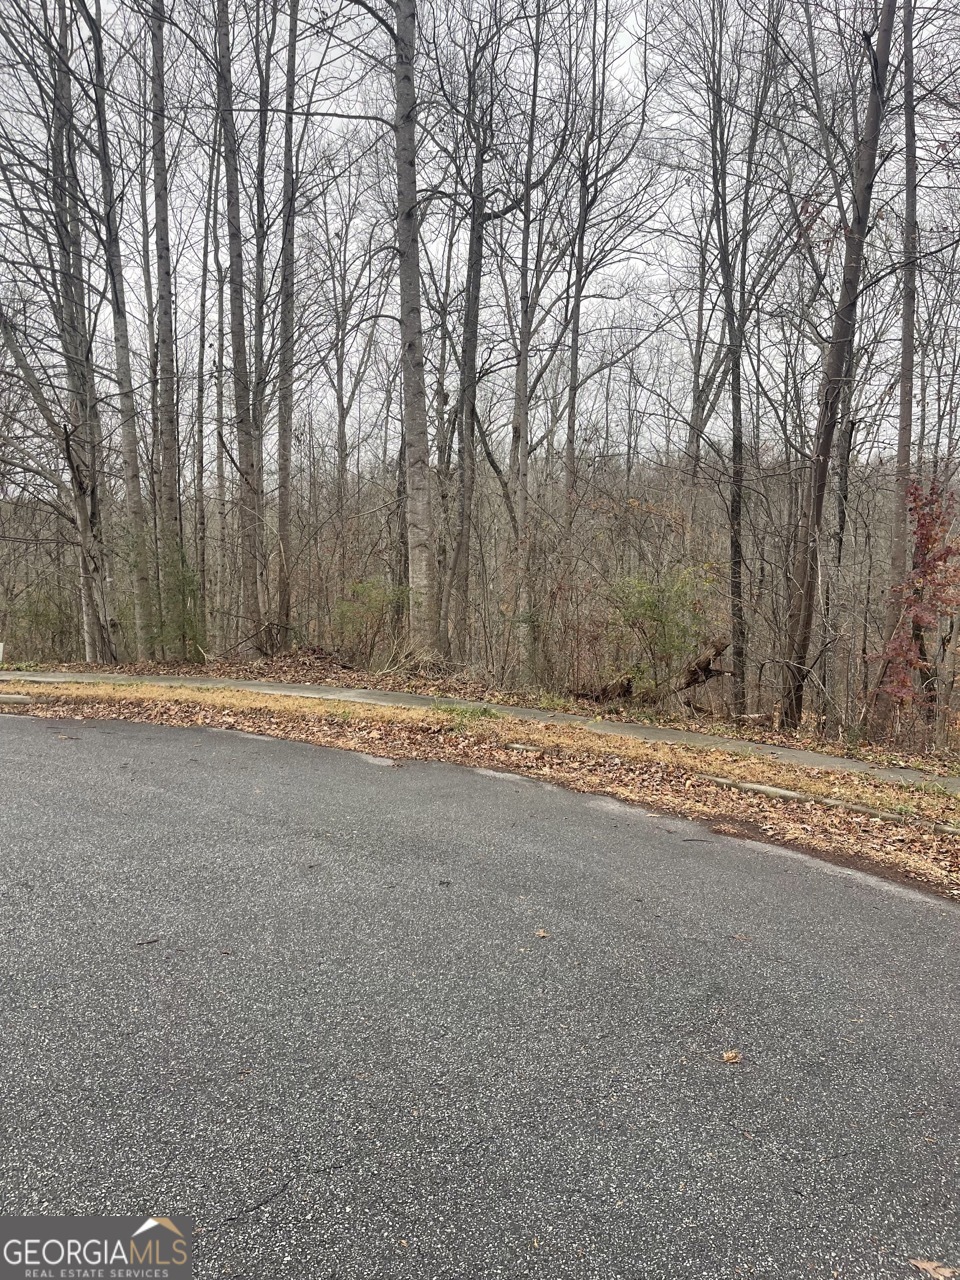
[3,674,958,853]
[2,668,958,795]
[703,774,960,838]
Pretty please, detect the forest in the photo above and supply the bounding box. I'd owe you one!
[0,0,958,744]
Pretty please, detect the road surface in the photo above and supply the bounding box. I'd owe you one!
[1,714,958,1278]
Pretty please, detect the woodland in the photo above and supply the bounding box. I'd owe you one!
[0,0,958,745]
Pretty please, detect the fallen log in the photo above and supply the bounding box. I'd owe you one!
[678,637,730,691]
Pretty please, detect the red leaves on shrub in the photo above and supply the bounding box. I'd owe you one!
[877,481,960,709]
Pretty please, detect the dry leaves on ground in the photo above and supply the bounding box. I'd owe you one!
[4,680,959,898]
[32,652,960,775]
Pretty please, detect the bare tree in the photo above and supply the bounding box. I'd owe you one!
[276,0,300,648]
[149,0,185,653]
[215,0,266,653]
[780,0,899,728]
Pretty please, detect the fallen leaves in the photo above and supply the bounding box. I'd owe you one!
[6,679,959,897]
[535,929,551,939]
[36,653,960,774]
[908,1262,959,1278]
[721,1050,743,1064]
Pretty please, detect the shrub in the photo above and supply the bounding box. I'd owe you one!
[608,568,715,699]
[332,578,408,667]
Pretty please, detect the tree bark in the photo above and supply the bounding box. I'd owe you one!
[441,144,483,658]
[150,0,185,654]
[508,0,544,681]
[780,0,898,728]
[215,0,266,653]
[393,0,438,655]
[194,120,219,649]
[82,0,154,659]
[883,0,917,656]
[251,0,279,628]
[276,0,299,650]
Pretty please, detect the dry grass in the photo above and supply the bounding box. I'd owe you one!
[5,679,959,898]
[26,654,960,776]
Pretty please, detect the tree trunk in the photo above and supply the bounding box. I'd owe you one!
[215,0,266,653]
[150,0,185,655]
[727,317,747,716]
[276,0,299,650]
[563,151,589,536]
[508,0,544,682]
[194,121,219,651]
[780,0,898,728]
[251,0,279,629]
[441,145,484,658]
[393,0,438,655]
[84,0,154,659]
[883,0,917,659]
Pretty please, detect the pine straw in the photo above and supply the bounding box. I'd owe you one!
[5,680,959,898]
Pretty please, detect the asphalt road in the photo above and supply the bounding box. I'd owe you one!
[1,714,958,1279]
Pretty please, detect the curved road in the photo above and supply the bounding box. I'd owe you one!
[1,714,958,1279]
